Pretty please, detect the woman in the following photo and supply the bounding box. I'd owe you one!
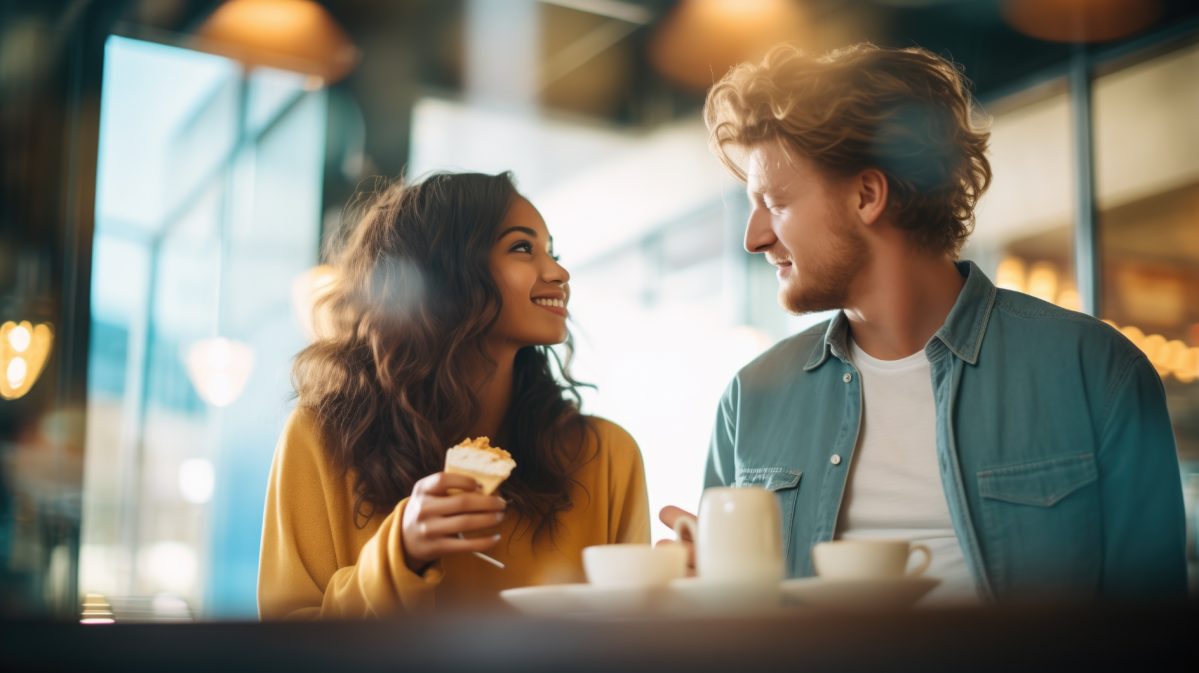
[258,172,649,619]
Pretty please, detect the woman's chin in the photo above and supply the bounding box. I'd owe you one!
[525,331,569,348]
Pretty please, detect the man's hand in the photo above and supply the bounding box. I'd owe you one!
[656,505,697,577]
[401,472,506,574]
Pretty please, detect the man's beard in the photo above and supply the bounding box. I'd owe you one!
[779,217,868,315]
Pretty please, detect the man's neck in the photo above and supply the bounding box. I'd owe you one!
[843,250,965,361]
[467,343,517,443]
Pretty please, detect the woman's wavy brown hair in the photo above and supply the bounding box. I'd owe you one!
[292,171,594,539]
[704,43,992,257]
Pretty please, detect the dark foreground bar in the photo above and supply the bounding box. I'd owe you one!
[2,604,1196,673]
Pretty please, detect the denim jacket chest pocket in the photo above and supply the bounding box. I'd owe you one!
[734,467,802,564]
[976,454,1100,600]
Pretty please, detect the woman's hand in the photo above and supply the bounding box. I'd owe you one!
[402,472,507,574]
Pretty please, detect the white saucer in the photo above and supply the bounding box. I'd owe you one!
[500,584,661,615]
[664,577,782,615]
[779,576,940,611]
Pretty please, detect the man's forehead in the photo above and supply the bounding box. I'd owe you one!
[745,142,809,192]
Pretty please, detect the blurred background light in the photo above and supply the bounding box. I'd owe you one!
[197,0,359,83]
[1003,0,1162,43]
[291,265,338,343]
[1027,261,1060,303]
[0,320,53,400]
[184,337,255,407]
[178,458,215,505]
[139,542,197,596]
[648,0,812,91]
[995,257,1027,293]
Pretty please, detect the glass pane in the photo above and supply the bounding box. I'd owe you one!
[82,36,325,621]
[1092,44,1199,580]
[968,91,1077,311]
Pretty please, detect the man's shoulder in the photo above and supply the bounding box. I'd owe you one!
[986,289,1147,377]
[990,289,1137,350]
[734,319,829,390]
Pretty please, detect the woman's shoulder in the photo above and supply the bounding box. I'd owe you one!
[581,415,642,464]
[276,406,335,472]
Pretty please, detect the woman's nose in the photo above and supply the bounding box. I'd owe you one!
[546,258,570,284]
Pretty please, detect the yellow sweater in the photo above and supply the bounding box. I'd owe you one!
[258,409,650,619]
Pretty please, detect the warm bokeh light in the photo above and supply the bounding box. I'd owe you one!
[996,256,1083,313]
[1002,0,1161,44]
[0,320,53,400]
[1112,323,1199,381]
[995,256,1026,293]
[1027,261,1059,303]
[648,0,811,91]
[197,0,358,83]
[184,337,255,407]
[1056,288,1081,312]
[290,265,338,343]
[80,593,114,625]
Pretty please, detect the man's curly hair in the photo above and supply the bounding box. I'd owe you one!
[704,43,992,257]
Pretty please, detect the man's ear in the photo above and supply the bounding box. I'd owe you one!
[854,168,889,226]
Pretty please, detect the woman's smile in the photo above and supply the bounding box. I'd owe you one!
[532,295,568,317]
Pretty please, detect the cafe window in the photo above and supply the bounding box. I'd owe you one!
[80,36,325,619]
[1093,43,1199,463]
[968,90,1077,311]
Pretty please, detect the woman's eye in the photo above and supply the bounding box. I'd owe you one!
[510,241,533,253]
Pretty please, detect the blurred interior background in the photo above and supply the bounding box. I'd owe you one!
[1,0,1197,621]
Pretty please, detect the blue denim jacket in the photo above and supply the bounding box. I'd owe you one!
[705,261,1188,602]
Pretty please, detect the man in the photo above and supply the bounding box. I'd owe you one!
[660,43,1186,603]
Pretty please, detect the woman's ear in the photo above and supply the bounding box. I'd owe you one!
[854,168,889,226]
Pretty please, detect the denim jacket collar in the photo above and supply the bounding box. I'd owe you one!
[803,260,998,371]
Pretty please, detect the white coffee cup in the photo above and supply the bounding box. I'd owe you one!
[583,544,688,587]
[811,540,932,581]
[672,486,784,584]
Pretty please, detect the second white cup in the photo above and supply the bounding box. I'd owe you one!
[811,540,932,581]
[583,544,688,587]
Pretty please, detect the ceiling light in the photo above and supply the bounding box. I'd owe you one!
[1002,0,1162,44]
[197,0,359,83]
[649,0,811,92]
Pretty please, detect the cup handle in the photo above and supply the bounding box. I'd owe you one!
[906,543,932,577]
[672,515,698,547]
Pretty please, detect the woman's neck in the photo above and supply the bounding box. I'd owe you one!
[467,343,518,443]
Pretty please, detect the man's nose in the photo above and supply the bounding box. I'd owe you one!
[743,209,776,254]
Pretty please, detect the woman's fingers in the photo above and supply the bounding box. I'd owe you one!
[433,534,502,555]
[416,472,481,496]
[420,511,506,537]
[421,493,506,517]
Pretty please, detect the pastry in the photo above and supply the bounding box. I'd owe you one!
[444,436,516,496]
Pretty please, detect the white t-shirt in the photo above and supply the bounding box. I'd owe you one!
[835,337,978,606]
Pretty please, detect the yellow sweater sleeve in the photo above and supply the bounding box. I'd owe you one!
[257,410,444,620]
[599,419,652,545]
